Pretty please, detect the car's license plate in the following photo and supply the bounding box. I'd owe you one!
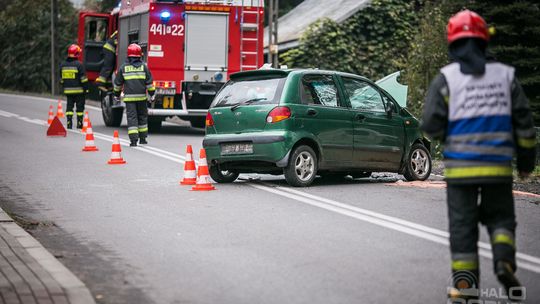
[221,143,253,155]
[156,88,176,95]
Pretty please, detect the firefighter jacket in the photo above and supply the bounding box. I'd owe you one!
[60,58,88,95]
[113,58,155,102]
[422,61,537,184]
[96,36,117,84]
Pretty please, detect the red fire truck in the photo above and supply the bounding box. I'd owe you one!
[78,0,264,131]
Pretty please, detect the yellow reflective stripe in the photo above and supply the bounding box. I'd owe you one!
[138,127,148,133]
[124,75,147,80]
[493,234,515,247]
[76,112,84,116]
[64,88,84,94]
[147,86,156,92]
[128,129,139,134]
[103,43,115,52]
[81,78,88,83]
[452,260,478,271]
[61,67,78,71]
[444,166,513,178]
[65,111,74,115]
[123,97,147,102]
[518,137,536,149]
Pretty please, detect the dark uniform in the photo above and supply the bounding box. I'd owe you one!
[113,57,155,146]
[60,58,88,129]
[96,31,117,92]
[422,10,536,302]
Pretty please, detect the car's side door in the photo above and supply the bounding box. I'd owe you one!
[295,73,353,169]
[340,76,403,170]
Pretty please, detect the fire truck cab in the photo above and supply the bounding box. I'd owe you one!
[78,0,264,131]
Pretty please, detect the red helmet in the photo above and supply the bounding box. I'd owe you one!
[447,10,489,44]
[67,44,81,58]
[127,44,142,57]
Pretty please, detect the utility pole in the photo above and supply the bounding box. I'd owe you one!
[51,0,58,96]
[267,0,279,68]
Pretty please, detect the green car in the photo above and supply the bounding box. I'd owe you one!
[202,69,432,187]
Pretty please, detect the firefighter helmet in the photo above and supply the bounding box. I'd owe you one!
[127,44,142,57]
[447,10,489,44]
[67,44,82,58]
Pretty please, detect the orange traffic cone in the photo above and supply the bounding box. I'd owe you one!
[82,119,98,152]
[180,145,197,185]
[191,149,216,191]
[47,105,54,126]
[56,100,65,118]
[107,130,126,164]
[81,111,89,134]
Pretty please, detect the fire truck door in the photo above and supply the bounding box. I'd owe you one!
[77,12,112,81]
[185,12,229,82]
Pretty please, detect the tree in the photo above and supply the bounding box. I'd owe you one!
[0,0,77,93]
[280,0,418,80]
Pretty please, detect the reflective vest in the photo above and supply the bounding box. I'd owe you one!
[441,62,515,181]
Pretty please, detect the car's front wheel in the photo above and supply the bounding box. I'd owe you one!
[209,165,239,183]
[284,145,318,187]
[403,143,432,181]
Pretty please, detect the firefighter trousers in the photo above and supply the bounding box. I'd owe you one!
[66,94,85,119]
[447,183,517,284]
[126,101,148,142]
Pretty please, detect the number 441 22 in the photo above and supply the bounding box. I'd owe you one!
[150,23,184,36]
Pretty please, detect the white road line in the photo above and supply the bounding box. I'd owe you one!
[2,103,540,274]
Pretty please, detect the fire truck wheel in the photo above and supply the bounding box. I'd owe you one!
[148,117,163,133]
[101,94,123,127]
[190,117,206,129]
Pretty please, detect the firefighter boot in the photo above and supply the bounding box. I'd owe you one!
[130,139,138,147]
[76,115,83,129]
[139,137,148,145]
[495,261,522,299]
[66,116,73,129]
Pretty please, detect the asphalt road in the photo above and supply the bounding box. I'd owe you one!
[1,93,539,304]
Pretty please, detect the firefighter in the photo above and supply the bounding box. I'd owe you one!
[96,31,117,92]
[421,10,537,302]
[113,43,156,147]
[60,44,88,129]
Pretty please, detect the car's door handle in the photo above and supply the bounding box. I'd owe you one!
[307,109,318,116]
[356,113,366,121]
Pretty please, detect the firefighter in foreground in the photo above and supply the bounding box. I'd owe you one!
[60,44,88,129]
[422,10,537,302]
[114,43,156,146]
[96,31,117,92]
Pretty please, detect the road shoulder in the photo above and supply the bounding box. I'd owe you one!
[0,207,95,304]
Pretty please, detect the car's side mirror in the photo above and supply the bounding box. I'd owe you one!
[386,102,395,118]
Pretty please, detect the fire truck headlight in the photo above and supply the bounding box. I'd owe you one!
[214,72,223,82]
[160,11,171,23]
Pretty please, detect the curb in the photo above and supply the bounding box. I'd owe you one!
[0,208,96,304]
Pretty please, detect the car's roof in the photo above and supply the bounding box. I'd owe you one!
[230,68,372,82]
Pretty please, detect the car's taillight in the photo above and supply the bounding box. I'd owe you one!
[266,106,291,123]
[205,112,214,127]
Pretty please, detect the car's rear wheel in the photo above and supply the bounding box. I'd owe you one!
[209,165,239,183]
[403,144,431,181]
[284,145,318,187]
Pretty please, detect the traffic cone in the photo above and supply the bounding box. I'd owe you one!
[47,105,54,126]
[180,145,197,185]
[82,119,98,152]
[191,148,216,191]
[81,111,89,134]
[107,130,126,164]
[56,100,65,118]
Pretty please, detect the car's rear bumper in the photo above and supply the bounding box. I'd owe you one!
[203,132,291,168]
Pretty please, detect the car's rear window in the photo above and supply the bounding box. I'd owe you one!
[211,77,285,108]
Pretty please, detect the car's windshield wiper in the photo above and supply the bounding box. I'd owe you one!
[230,98,267,111]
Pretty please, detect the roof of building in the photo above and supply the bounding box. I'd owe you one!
[264,0,371,50]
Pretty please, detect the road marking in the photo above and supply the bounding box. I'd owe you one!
[1,103,540,274]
